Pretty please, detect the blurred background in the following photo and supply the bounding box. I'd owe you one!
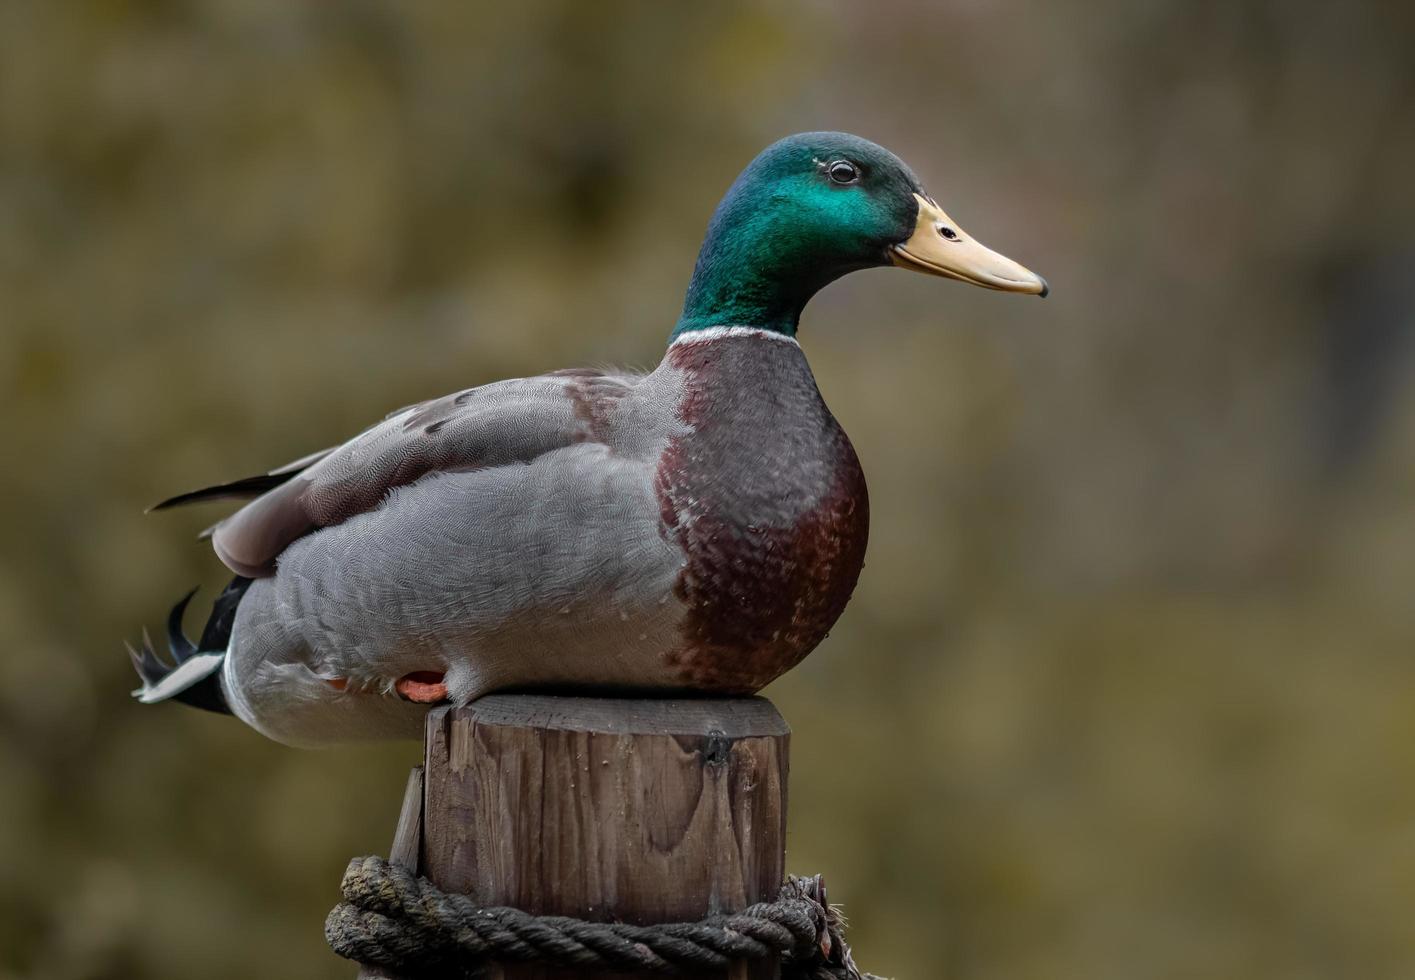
[3,1,1414,977]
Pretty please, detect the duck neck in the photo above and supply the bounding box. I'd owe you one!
[672,257,823,339]
[671,189,851,342]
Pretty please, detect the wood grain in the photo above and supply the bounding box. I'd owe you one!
[421,695,790,980]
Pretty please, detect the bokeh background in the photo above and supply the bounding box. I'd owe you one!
[3,2,1415,977]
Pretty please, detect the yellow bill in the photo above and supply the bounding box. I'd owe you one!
[891,193,1049,297]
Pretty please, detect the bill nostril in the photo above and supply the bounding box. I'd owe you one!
[937,224,959,241]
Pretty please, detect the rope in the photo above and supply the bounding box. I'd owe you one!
[326,855,885,978]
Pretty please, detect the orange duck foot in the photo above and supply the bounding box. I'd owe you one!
[395,671,449,703]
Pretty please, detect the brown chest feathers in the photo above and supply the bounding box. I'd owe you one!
[655,333,870,692]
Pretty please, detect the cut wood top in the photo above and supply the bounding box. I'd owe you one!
[450,694,790,737]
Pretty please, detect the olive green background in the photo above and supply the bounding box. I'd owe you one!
[3,2,1414,978]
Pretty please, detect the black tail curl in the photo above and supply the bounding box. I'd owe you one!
[127,576,253,716]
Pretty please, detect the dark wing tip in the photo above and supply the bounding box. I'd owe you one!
[146,461,325,514]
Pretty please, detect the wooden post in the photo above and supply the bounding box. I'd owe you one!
[411,694,791,980]
[356,767,425,980]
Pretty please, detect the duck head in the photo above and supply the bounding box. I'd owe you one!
[673,131,1047,339]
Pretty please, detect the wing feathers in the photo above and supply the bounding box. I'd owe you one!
[148,446,335,512]
[159,370,640,577]
[148,472,297,512]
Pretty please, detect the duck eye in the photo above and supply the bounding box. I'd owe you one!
[827,160,860,185]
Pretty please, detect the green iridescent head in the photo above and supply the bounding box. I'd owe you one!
[672,131,1047,339]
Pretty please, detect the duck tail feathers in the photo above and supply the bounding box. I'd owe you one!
[128,576,253,715]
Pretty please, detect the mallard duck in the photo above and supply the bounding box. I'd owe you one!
[130,132,1046,746]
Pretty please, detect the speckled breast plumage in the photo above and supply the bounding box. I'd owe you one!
[655,332,870,691]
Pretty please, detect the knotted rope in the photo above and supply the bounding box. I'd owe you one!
[327,855,883,978]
